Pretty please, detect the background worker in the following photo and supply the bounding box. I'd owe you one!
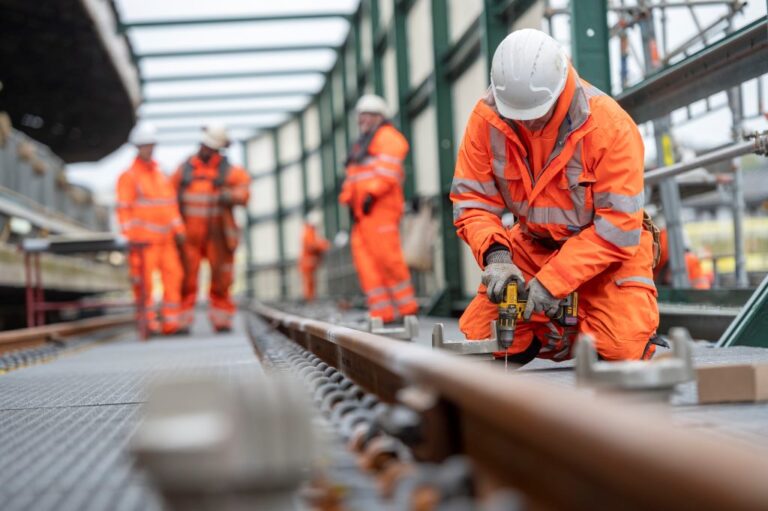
[339,94,418,323]
[172,124,251,333]
[451,29,660,364]
[298,213,330,302]
[655,228,713,289]
[116,123,185,335]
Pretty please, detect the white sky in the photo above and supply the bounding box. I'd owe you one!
[68,0,767,205]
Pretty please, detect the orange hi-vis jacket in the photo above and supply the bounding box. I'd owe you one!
[451,67,651,300]
[116,157,184,243]
[339,123,409,222]
[172,153,250,251]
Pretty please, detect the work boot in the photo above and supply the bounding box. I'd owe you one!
[214,325,232,334]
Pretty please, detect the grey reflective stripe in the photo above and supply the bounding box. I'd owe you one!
[594,215,641,247]
[183,206,222,217]
[369,301,392,311]
[526,206,584,227]
[376,154,403,164]
[122,219,173,233]
[582,83,607,99]
[373,167,403,181]
[593,191,645,214]
[395,295,417,306]
[345,171,378,183]
[510,200,528,216]
[451,178,500,197]
[489,126,506,179]
[615,276,656,288]
[182,192,216,202]
[366,287,388,298]
[390,280,412,293]
[453,200,504,221]
[135,197,177,206]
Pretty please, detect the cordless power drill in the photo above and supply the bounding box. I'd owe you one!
[497,281,579,352]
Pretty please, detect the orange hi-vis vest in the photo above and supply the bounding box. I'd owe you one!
[339,123,409,222]
[451,66,649,299]
[173,153,250,251]
[116,157,184,243]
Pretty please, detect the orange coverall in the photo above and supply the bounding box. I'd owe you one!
[339,123,419,322]
[655,229,712,289]
[172,153,250,331]
[116,157,185,334]
[451,66,659,362]
[299,223,330,301]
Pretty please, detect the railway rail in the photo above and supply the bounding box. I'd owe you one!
[0,313,134,367]
[250,302,768,511]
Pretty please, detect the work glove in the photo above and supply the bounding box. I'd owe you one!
[362,194,375,215]
[218,189,233,205]
[174,233,186,247]
[481,250,526,303]
[523,278,561,320]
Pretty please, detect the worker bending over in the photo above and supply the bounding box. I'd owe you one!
[172,125,251,333]
[655,228,712,289]
[116,123,185,335]
[339,95,419,322]
[451,29,660,363]
[299,214,331,302]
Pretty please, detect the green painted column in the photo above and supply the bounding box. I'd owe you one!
[481,0,508,73]
[271,129,287,299]
[393,0,415,200]
[321,89,340,236]
[570,0,611,92]
[241,140,254,298]
[369,0,385,95]
[298,116,310,215]
[430,0,464,316]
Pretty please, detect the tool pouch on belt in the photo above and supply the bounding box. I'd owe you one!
[642,210,662,269]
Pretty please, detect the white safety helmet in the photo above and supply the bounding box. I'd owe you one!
[490,29,569,121]
[201,123,231,150]
[355,94,388,117]
[129,123,158,146]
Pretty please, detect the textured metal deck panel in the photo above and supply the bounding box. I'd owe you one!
[0,317,260,511]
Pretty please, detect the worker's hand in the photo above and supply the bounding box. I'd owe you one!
[481,250,525,303]
[362,194,375,215]
[218,190,233,205]
[174,233,186,247]
[523,278,561,320]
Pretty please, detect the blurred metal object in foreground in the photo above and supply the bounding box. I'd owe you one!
[132,373,316,511]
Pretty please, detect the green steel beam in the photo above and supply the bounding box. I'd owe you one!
[353,9,365,93]
[369,0,385,95]
[338,50,352,233]
[481,0,508,72]
[272,129,288,299]
[430,0,463,316]
[242,140,254,298]
[144,91,316,103]
[136,45,337,59]
[570,0,611,92]
[298,116,311,215]
[141,69,328,83]
[141,108,299,120]
[393,0,415,200]
[120,13,351,30]
[717,275,768,347]
[320,88,340,236]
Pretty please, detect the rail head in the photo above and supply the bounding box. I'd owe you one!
[252,302,768,511]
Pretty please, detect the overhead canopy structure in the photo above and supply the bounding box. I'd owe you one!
[0,0,140,163]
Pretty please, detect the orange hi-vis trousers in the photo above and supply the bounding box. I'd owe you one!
[351,216,418,322]
[460,226,660,362]
[179,236,236,331]
[128,241,183,334]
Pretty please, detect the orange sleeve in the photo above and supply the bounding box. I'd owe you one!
[450,108,510,268]
[226,165,251,206]
[364,126,409,198]
[536,114,646,298]
[115,171,135,235]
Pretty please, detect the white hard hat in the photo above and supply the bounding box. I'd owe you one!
[490,29,569,120]
[129,123,158,146]
[307,210,322,226]
[201,124,231,150]
[355,94,388,116]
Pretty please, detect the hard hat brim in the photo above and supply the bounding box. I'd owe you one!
[492,90,559,121]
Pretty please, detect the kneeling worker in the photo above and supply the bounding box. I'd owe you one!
[339,94,418,322]
[451,29,660,363]
[299,214,330,302]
